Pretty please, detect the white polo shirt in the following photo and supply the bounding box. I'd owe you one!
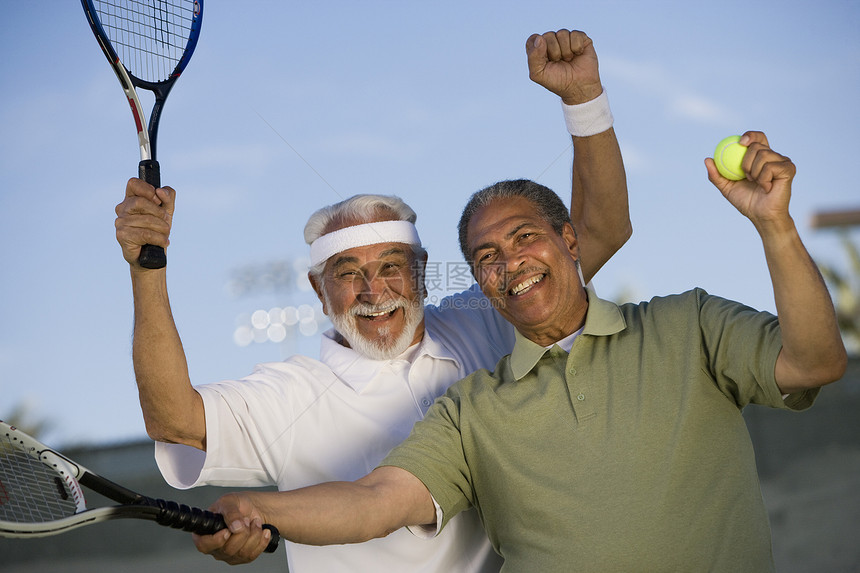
[156,284,514,572]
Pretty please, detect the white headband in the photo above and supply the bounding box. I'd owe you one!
[309,220,422,267]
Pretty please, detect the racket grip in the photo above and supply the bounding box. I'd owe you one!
[137,159,167,269]
[150,498,281,553]
[263,524,281,553]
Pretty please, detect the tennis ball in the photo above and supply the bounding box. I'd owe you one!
[713,135,747,181]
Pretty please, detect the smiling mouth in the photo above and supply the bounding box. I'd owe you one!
[357,304,400,321]
[508,274,545,296]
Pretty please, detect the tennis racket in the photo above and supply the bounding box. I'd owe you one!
[0,420,280,552]
[82,0,204,269]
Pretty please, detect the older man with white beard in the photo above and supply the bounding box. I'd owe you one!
[114,29,630,571]
[304,197,431,361]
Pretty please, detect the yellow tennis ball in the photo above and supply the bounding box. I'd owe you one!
[713,135,747,181]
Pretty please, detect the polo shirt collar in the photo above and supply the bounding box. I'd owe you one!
[510,287,627,380]
[320,326,460,393]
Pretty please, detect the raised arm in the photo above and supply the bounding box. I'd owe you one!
[193,466,436,564]
[705,131,847,393]
[115,178,206,450]
[526,29,631,283]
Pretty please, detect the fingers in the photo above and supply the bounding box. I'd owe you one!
[738,130,768,148]
[119,177,176,216]
[739,131,795,191]
[526,29,601,104]
[115,178,176,266]
[527,29,592,61]
[525,33,547,68]
[193,494,272,565]
[193,528,231,556]
[193,519,272,565]
[547,29,592,62]
[704,157,725,188]
[707,131,794,188]
[705,131,796,226]
[544,30,564,60]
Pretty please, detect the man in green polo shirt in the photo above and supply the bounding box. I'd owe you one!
[194,133,846,570]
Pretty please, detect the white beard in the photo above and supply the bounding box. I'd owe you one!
[326,296,425,360]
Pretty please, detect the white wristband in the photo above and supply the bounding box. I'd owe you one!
[562,88,613,137]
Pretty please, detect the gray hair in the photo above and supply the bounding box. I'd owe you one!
[457,179,572,263]
[304,194,423,280]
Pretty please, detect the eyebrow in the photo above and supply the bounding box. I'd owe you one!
[377,247,410,259]
[470,222,534,258]
[329,246,410,271]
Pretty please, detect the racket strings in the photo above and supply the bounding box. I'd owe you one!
[0,439,79,524]
[93,0,198,83]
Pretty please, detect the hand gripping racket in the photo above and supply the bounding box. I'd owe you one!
[82,0,204,269]
[0,420,280,552]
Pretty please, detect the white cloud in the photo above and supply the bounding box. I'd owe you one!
[670,93,738,125]
[616,141,650,173]
[601,55,740,126]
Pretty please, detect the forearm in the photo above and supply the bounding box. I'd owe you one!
[570,125,631,282]
[229,468,436,546]
[758,218,847,392]
[131,268,205,448]
[524,30,631,281]
[251,484,398,545]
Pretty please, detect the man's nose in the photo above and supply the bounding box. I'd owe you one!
[355,272,391,303]
[482,249,526,293]
[500,246,527,274]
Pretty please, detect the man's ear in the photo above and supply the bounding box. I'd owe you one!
[563,223,587,287]
[308,272,328,315]
[418,250,429,298]
[562,223,580,261]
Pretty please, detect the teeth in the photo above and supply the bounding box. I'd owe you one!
[365,310,392,318]
[361,304,398,318]
[510,275,543,295]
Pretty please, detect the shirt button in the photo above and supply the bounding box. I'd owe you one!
[422,398,432,407]
[577,393,586,401]
[569,368,577,376]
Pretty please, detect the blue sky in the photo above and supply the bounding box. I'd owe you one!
[1,0,858,445]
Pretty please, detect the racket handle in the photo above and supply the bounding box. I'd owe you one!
[138,159,167,269]
[263,524,282,553]
[150,498,281,553]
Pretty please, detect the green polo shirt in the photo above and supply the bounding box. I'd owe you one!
[381,288,818,573]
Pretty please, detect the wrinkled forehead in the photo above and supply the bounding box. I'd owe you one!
[467,197,544,246]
